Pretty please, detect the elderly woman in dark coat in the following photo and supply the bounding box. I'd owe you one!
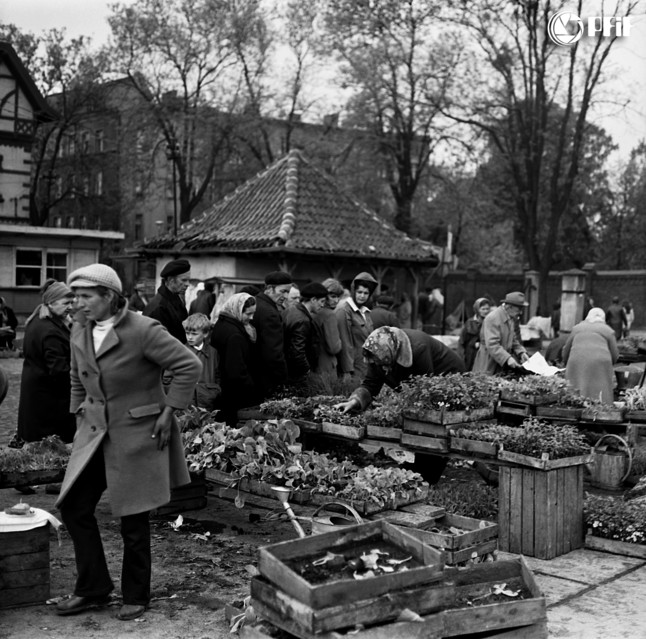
[562,308,619,404]
[17,279,76,443]
[55,264,201,621]
[335,327,465,483]
[210,293,262,425]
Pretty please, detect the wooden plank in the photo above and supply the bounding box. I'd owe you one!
[0,468,65,488]
[0,527,49,555]
[571,465,584,552]
[366,424,402,441]
[585,534,646,559]
[509,468,523,555]
[0,551,49,573]
[0,566,49,590]
[499,391,558,407]
[400,503,446,519]
[521,468,535,557]
[557,467,566,557]
[498,467,510,554]
[533,470,547,559]
[445,538,498,564]
[498,449,593,470]
[400,433,449,453]
[545,468,558,560]
[449,437,498,458]
[535,406,582,421]
[403,513,498,551]
[0,583,50,609]
[402,419,448,437]
[291,418,321,433]
[321,422,365,440]
[370,509,438,529]
[495,401,532,418]
[212,486,284,510]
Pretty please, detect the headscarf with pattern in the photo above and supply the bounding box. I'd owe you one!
[362,327,413,370]
[218,292,257,342]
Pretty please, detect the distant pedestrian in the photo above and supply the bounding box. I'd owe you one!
[128,282,149,313]
[370,294,400,329]
[457,297,491,371]
[211,293,261,425]
[189,281,216,317]
[622,299,634,337]
[314,278,343,378]
[17,279,76,444]
[563,308,618,404]
[283,282,328,392]
[143,259,192,343]
[605,296,627,341]
[0,296,18,350]
[336,272,378,380]
[251,271,292,399]
[183,313,221,411]
[397,292,412,329]
[283,285,301,311]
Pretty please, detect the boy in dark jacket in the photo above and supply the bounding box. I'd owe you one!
[183,313,221,411]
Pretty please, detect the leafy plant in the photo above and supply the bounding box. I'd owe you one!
[501,418,590,459]
[428,478,498,520]
[585,493,646,545]
[502,375,573,398]
[623,386,646,411]
[450,423,519,443]
[0,436,70,473]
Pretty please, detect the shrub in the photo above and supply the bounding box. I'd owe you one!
[427,477,498,520]
[585,493,646,545]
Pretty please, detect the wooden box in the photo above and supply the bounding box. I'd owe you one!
[291,418,321,433]
[257,519,444,609]
[321,422,365,440]
[0,524,50,608]
[581,406,626,424]
[250,557,545,637]
[403,406,494,425]
[152,472,208,516]
[204,468,311,505]
[448,422,499,458]
[0,468,65,489]
[495,400,533,418]
[365,424,402,441]
[498,463,585,559]
[499,390,558,407]
[535,405,582,421]
[401,418,449,453]
[404,513,499,564]
[308,484,429,516]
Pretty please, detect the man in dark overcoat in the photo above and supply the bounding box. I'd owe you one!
[143,259,191,343]
[252,271,292,399]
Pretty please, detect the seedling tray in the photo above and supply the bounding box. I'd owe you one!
[257,519,444,609]
[403,406,494,425]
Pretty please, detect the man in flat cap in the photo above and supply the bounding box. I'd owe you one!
[472,291,529,374]
[143,258,192,343]
[252,271,292,398]
[283,282,329,391]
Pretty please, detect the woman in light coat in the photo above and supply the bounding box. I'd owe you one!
[55,264,201,621]
[314,278,343,378]
[562,308,618,404]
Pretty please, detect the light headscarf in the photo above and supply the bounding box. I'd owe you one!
[219,292,257,342]
[586,307,606,324]
[362,327,413,370]
[473,297,490,317]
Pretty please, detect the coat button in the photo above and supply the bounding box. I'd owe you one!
[88,398,94,403]
[91,426,97,432]
[99,399,105,405]
[81,371,88,377]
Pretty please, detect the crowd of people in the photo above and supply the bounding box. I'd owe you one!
[2,256,640,622]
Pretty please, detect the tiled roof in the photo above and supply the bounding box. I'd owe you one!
[141,150,439,264]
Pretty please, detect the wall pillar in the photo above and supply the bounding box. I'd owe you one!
[560,269,586,333]
[524,270,540,318]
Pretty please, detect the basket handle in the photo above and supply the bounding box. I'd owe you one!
[311,501,363,524]
[593,434,633,483]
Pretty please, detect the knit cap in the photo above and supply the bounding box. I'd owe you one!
[68,264,123,294]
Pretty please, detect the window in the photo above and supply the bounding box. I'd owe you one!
[95,171,103,196]
[82,176,90,196]
[81,131,90,153]
[68,174,76,198]
[66,215,74,228]
[15,249,68,287]
[79,215,88,229]
[55,176,62,199]
[95,129,104,152]
[53,215,62,228]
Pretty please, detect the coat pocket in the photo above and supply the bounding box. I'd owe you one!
[128,403,162,419]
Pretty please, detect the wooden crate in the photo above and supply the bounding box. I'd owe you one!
[0,524,50,608]
[584,534,646,559]
[498,463,585,559]
[535,405,583,421]
[403,513,498,564]
[204,468,311,505]
[401,418,449,453]
[0,468,65,489]
[250,557,545,638]
[449,436,498,458]
[499,391,558,407]
[308,484,429,516]
[495,400,533,419]
[151,473,208,516]
[291,418,321,433]
[403,406,494,425]
[321,422,365,440]
[497,450,593,471]
[366,424,402,441]
[581,406,626,424]
[258,519,444,610]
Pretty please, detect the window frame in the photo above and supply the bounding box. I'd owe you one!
[15,248,68,288]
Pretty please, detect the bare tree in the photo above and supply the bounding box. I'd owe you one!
[442,0,640,309]
[318,0,462,234]
[107,0,266,224]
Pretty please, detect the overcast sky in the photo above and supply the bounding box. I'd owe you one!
[1,0,645,162]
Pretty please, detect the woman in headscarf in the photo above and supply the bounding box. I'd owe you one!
[17,279,76,444]
[314,278,343,378]
[210,292,261,425]
[562,307,619,404]
[334,327,465,483]
[457,297,491,371]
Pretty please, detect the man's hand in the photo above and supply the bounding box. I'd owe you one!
[519,352,530,364]
[333,397,361,414]
[506,356,521,369]
[152,406,174,451]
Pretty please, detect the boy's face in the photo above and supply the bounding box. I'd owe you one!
[185,328,207,348]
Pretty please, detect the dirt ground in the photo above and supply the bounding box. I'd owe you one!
[0,356,297,638]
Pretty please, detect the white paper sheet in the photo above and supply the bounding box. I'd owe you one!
[521,352,564,376]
